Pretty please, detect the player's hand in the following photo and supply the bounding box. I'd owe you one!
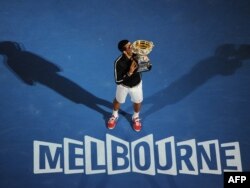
[129,61,138,73]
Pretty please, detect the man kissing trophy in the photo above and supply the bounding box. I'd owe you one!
[131,40,154,72]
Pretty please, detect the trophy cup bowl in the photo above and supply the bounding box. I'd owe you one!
[131,40,154,72]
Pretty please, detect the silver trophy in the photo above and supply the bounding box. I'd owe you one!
[131,40,154,72]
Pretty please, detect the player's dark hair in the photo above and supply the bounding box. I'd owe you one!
[118,39,129,52]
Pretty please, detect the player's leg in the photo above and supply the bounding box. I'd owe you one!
[107,85,128,129]
[129,82,143,132]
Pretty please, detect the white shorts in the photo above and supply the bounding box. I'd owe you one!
[115,81,143,104]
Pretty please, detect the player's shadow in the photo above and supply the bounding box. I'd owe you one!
[0,41,129,122]
[143,44,250,118]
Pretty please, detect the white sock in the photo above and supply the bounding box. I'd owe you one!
[132,112,139,119]
[112,110,119,118]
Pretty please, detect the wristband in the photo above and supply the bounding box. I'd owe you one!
[128,72,133,76]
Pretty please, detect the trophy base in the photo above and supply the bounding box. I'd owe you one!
[137,61,152,72]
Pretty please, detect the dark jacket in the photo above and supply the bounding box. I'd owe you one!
[114,53,141,87]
